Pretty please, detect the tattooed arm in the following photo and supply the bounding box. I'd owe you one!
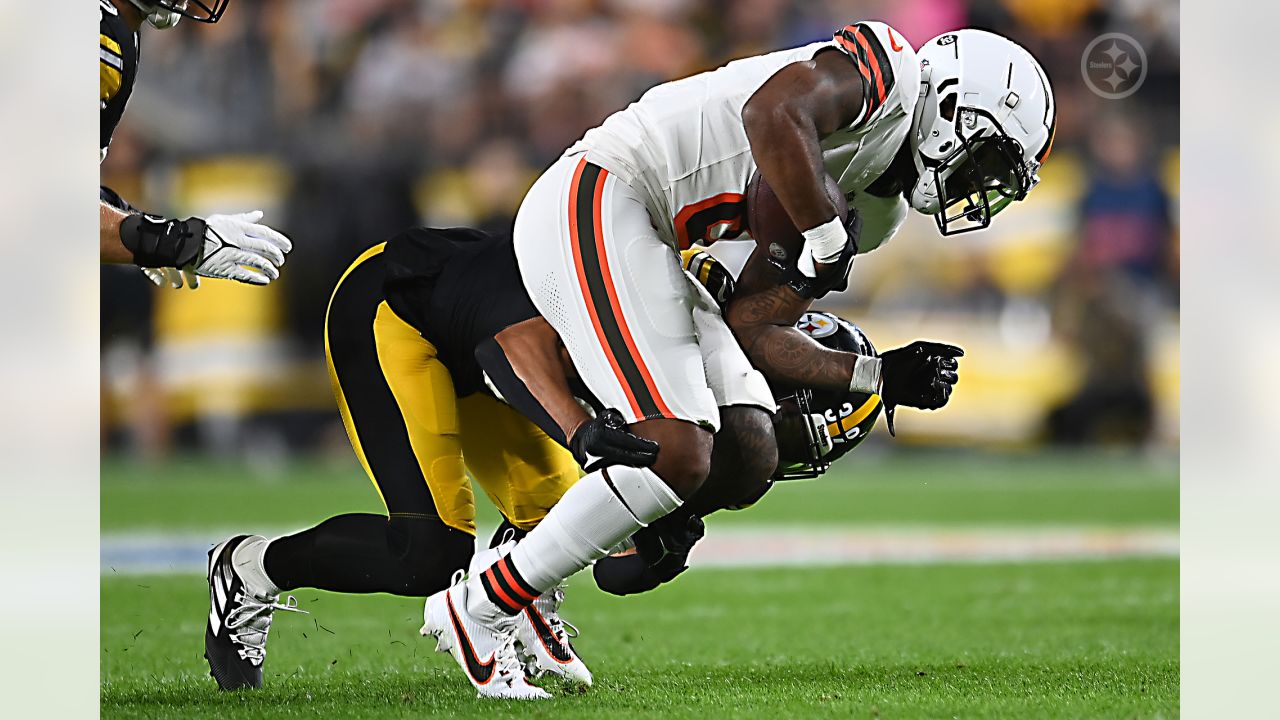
[724,250,857,393]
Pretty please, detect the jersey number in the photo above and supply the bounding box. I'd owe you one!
[674,193,747,249]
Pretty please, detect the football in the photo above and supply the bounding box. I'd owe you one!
[745,170,848,260]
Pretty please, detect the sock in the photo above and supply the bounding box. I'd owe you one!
[261,513,474,597]
[488,519,527,548]
[231,535,281,599]
[467,466,681,620]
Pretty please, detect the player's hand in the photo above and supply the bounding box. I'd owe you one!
[569,408,659,472]
[880,340,963,411]
[592,511,705,596]
[141,266,200,289]
[191,211,293,286]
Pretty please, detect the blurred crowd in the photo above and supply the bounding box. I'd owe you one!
[101,0,1180,456]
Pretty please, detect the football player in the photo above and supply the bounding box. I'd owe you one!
[100,0,291,287]
[432,22,1038,698]
[203,229,780,696]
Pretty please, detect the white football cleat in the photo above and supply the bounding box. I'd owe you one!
[470,543,592,686]
[421,572,551,700]
[519,585,593,686]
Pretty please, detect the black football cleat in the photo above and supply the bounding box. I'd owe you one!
[204,535,305,690]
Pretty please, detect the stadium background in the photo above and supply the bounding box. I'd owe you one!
[100,0,1178,456]
[100,1,1179,715]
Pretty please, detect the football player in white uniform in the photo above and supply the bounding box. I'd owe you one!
[425,22,1052,699]
[100,0,292,288]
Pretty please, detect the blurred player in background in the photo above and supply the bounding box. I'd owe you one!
[427,20,1018,699]
[100,0,291,288]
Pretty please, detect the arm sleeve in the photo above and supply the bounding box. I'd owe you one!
[830,22,902,128]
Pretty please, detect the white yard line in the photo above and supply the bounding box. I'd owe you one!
[101,526,1177,575]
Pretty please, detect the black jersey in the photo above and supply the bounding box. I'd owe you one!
[100,0,140,160]
[382,227,540,397]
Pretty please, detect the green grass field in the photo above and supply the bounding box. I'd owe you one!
[101,452,1179,718]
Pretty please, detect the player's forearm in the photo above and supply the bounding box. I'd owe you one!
[494,319,592,442]
[725,284,856,393]
[100,201,134,263]
[743,102,839,232]
[742,323,857,392]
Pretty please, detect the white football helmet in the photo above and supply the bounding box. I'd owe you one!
[128,0,229,30]
[908,29,1056,235]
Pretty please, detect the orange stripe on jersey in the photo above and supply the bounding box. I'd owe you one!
[834,24,897,123]
[589,166,674,419]
[673,192,747,249]
[567,159,645,419]
[852,29,887,106]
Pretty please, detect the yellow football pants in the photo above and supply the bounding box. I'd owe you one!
[325,244,579,535]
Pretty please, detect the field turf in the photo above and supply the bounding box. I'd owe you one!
[101,453,1178,718]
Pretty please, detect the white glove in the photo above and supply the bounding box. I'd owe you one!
[142,210,292,289]
[142,266,200,289]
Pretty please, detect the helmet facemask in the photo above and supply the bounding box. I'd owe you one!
[772,389,835,481]
[909,29,1055,236]
[130,0,230,29]
[929,108,1035,234]
[911,93,1037,235]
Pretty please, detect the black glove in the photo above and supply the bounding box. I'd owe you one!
[880,340,963,412]
[569,408,659,472]
[593,511,705,596]
[780,208,862,300]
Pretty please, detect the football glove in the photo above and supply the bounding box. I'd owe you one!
[139,211,292,289]
[593,510,705,596]
[569,408,659,472]
[680,248,736,309]
[879,340,963,413]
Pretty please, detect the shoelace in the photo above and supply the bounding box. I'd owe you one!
[446,568,525,683]
[226,593,307,664]
[538,586,579,642]
[493,624,527,683]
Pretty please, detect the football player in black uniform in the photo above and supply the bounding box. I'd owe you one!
[100,0,291,288]
[198,229,816,693]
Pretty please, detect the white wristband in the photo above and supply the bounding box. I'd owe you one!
[849,354,882,394]
[801,216,847,264]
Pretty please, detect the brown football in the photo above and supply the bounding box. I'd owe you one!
[745,170,848,263]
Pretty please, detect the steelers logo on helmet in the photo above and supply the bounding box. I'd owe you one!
[796,312,838,340]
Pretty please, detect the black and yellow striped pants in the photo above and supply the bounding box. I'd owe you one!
[324,244,580,536]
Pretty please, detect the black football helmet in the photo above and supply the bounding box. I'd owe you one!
[774,312,884,480]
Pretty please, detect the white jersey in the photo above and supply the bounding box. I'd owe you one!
[567,21,919,253]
